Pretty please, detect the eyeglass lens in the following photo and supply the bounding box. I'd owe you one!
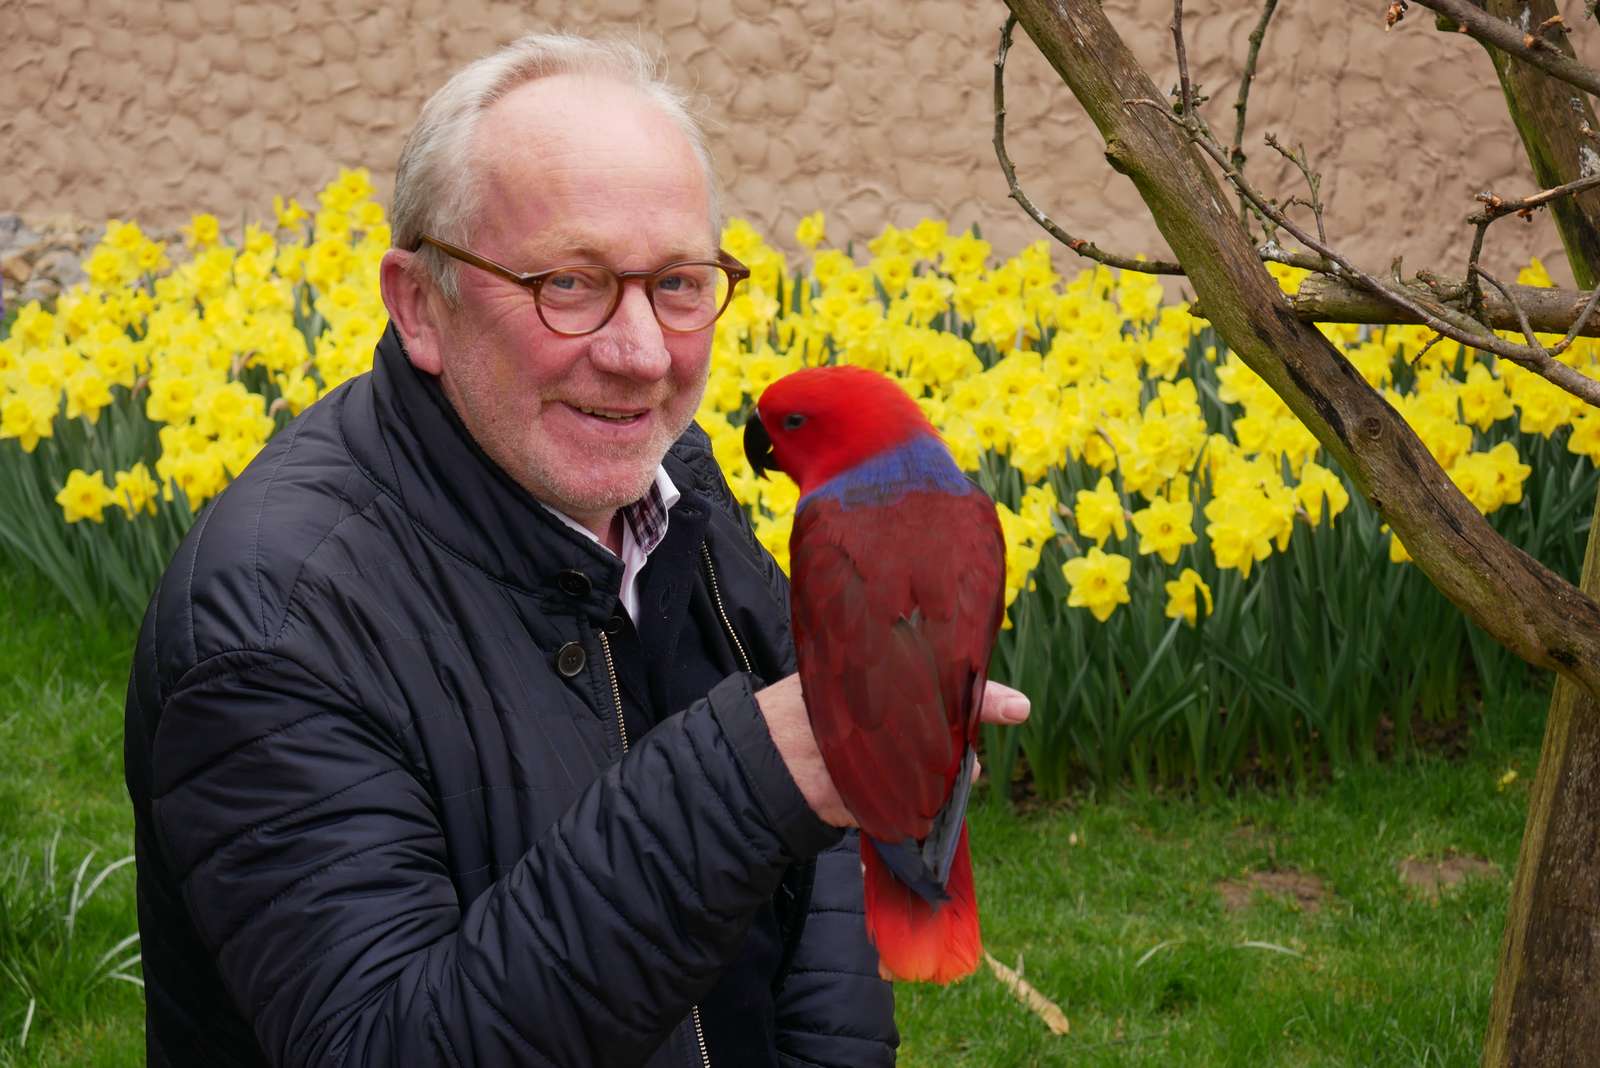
[539,263,732,334]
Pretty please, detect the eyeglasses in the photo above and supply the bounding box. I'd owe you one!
[412,233,751,336]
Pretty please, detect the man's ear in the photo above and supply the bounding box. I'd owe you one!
[380,249,447,376]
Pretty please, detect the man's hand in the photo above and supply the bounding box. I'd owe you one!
[754,675,1031,828]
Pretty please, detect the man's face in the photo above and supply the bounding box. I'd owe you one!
[428,75,716,531]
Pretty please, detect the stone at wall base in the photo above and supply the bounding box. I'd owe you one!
[0,212,99,315]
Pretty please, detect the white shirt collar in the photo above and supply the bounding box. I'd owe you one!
[540,466,680,631]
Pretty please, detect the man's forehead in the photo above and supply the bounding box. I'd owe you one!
[469,76,715,260]
[475,74,683,170]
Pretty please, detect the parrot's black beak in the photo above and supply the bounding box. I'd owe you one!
[744,414,775,480]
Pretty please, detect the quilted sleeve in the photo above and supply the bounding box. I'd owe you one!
[150,654,838,1067]
[772,832,898,1068]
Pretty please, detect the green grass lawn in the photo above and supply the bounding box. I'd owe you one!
[0,559,1545,1066]
[0,566,144,1067]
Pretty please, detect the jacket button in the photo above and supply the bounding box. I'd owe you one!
[604,615,624,636]
[557,570,591,597]
[556,641,586,676]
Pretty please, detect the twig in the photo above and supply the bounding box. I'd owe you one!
[1410,331,1447,367]
[1258,243,1329,273]
[1231,0,1281,226]
[1477,267,1551,359]
[992,15,1184,275]
[985,951,1070,1035]
[1172,0,1195,120]
[1554,274,1600,352]
[1473,171,1600,222]
[1407,0,1600,98]
[1465,171,1600,318]
[1465,216,1490,319]
[1480,265,1600,374]
[1264,134,1326,246]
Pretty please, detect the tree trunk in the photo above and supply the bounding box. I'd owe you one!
[1487,531,1600,1064]
[1000,0,1600,701]
[1451,1,1600,293]
[1469,2,1600,1063]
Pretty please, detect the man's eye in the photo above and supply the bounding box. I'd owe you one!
[547,271,595,292]
[656,272,695,293]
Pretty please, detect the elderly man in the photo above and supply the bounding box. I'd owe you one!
[125,32,1026,1068]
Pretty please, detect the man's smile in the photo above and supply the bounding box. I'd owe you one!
[571,404,648,421]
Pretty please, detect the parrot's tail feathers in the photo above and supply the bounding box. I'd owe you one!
[861,825,981,985]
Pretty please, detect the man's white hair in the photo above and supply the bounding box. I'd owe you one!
[391,32,721,304]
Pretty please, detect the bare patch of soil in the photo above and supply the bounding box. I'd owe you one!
[1372,713,1473,762]
[1216,868,1329,914]
[1397,855,1501,901]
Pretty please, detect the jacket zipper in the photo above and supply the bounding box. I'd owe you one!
[700,542,753,675]
[595,629,712,1068]
[598,630,628,753]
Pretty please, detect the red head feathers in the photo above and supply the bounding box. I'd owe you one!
[743,365,940,496]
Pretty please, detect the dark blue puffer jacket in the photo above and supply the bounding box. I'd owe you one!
[123,324,898,1067]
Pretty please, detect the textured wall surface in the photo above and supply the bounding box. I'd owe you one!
[5,0,1593,284]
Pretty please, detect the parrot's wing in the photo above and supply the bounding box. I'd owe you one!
[790,487,1006,844]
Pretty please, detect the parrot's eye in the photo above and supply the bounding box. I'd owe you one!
[783,413,807,431]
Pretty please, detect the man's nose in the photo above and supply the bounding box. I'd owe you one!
[588,282,671,379]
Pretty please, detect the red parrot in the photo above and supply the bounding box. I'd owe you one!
[743,364,1007,984]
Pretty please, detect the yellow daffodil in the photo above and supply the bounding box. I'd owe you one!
[794,210,825,250]
[1164,567,1213,626]
[1385,524,1412,565]
[1131,497,1197,565]
[56,469,113,523]
[64,366,113,424]
[1073,476,1127,545]
[183,212,222,249]
[0,388,58,452]
[113,463,160,518]
[1293,462,1350,526]
[1517,258,1553,288]
[1062,546,1132,623]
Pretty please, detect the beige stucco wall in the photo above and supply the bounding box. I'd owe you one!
[4,0,1591,285]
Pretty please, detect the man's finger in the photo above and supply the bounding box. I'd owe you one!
[979,680,1030,725]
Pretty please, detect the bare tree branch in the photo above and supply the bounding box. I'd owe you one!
[1406,0,1600,98]
[1479,266,1554,359]
[1477,171,1600,221]
[1466,214,1492,319]
[1464,171,1600,320]
[1553,271,1600,351]
[992,14,1184,275]
[1230,0,1280,227]
[1410,331,1447,366]
[1288,271,1600,338]
[1126,23,1600,409]
[1263,134,1327,246]
[994,3,1600,366]
[1171,1,1197,121]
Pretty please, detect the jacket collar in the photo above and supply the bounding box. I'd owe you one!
[342,322,709,603]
